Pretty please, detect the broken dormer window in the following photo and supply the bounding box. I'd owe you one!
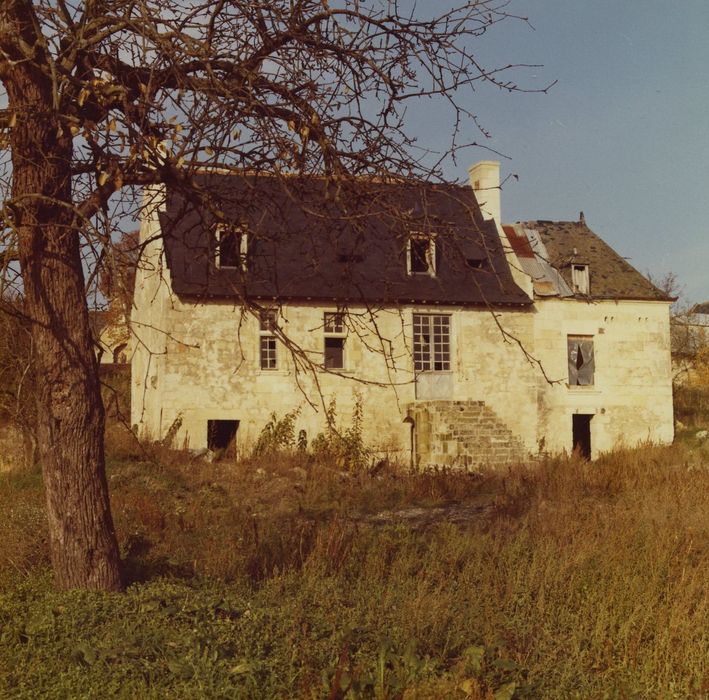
[568,335,594,386]
[407,234,436,276]
[216,224,248,270]
[571,264,590,294]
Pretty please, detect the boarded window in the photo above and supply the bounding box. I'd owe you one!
[571,264,590,294]
[259,309,277,370]
[324,312,346,369]
[407,235,436,275]
[568,336,594,386]
[413,314,450,371]
[216,224,248,270]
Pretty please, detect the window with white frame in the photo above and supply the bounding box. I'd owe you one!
[323,311,346,369]
[413,313,450,371]
[567,335,594,386]
[259,309,278,370]
[215,224,248,270]
[407,233,436,276]
[571,264,590,294]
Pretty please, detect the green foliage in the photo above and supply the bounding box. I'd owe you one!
[252,408,301,457]
[311,394,371,471]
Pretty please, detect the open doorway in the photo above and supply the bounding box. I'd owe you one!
[572,414,592,459]
[207,419,239,459]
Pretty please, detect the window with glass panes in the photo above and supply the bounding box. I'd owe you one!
[259,309,277,370]
[413,314,450,371]
[323,312,346,369]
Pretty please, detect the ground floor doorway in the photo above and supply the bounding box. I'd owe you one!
[572,414,592,459]
[207,419,239,458]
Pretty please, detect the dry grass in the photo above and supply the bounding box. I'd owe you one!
[1,435,707,697]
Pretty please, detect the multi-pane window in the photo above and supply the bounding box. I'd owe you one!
[407,234,436,276]
[216,224,248,270]
[567,335,594,386]
[413,314,450,371]
[323,311,346,369]
[259,309,277,370]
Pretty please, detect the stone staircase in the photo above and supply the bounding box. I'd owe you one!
[406,400,527,470]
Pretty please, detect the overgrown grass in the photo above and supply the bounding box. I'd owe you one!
[1,438,707,698]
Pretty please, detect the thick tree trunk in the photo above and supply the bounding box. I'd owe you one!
[7,70,123,590]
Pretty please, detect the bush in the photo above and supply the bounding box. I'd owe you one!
[311,395,371,471]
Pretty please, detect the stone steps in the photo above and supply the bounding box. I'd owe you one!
[406,400,526,470]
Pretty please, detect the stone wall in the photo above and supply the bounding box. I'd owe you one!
[131,185,674,467]
[533,298,674,457]
[407,400,527,470]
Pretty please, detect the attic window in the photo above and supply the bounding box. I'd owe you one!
[571,264,590,295]
[407,234,436,276]
[467,257,488,270]
[216,224,248,270]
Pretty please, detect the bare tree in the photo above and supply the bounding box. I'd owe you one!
[0,0,547,590]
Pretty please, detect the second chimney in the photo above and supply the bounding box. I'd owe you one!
[468,160,501,224]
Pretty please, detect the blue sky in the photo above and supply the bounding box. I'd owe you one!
[414,0,709,302]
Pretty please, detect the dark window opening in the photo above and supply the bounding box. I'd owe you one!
[216,225,247,269]
[207,419,239,458]
[324,336,345,369]
[467,257,488,270]
[572,414,592,459]
[408,236,436,275]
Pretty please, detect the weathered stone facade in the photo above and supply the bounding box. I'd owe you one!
[130,174,674,468]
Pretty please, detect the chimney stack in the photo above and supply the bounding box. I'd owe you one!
[468,160,501,223]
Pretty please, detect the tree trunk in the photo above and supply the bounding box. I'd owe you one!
[7,70,123,590]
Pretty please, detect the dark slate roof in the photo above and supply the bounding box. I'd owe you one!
[527,220,671,301]
[158,173,531,307]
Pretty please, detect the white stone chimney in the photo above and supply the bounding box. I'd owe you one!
[468,160,501,224]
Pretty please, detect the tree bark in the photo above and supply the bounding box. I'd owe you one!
[7,65,123,591]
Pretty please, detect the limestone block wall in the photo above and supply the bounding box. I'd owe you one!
[131,295,539,461]
[130,192,540,463]
[407,400,527,469]
[534,298,674,457]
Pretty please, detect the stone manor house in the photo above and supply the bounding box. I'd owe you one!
[130,162,674,466]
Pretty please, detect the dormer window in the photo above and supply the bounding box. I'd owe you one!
[571,264,590,294]
[407,233,436,276]
[216,224,248,270]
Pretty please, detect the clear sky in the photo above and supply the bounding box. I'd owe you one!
[414,0,709,303]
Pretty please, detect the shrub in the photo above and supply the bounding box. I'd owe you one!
[252,408,301,457]
[311,394,371,471]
